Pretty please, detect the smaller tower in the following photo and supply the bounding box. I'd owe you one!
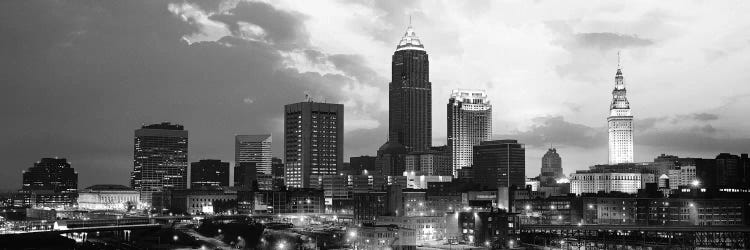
[540,148,563,185]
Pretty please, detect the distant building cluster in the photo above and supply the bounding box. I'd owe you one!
[4,23,750,250]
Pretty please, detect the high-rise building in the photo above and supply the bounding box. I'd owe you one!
[608,57,634,164]
[190,159,230,188]
[388,24,432,152]
[473,140,525,190]
[130,122,188,204]
[235,134,272,175]
[284,101,344,188]
[540,148,563,185]
[447,89,492,176]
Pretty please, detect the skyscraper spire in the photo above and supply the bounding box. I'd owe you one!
[397,20,424,51]
[608,52,634,164]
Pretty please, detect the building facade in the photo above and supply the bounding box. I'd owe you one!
[77,185,140,211]
[130,122,188,204]
[570,172,655,195]
[190,159,230,188]
[350,155,377,175]
[388,24,431,153]
[447,89,492,177]
[607,62,634,164]
[284,101,344,188]
[473,140,525,189]
[21,157,78,207]
[540,148,563,185]
[235,134,272,176]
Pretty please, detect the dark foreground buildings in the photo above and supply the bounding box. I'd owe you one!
[21,157,78,207]
[473,140,525,190]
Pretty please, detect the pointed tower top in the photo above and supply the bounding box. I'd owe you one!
[616,51,623,76]
[396,19,425,52]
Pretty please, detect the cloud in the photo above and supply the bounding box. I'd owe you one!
[210,1,308,49]
[0,0,387,189]
[571,32,653,51]
[500,116,605,149]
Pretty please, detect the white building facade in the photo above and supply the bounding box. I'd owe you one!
[447,90,492,177]
[570,172,655,195]
[607,63,634,164]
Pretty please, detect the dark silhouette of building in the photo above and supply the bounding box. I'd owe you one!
[540,148,563,185]
[22,158,77,193]
[473,140,525,190]
[388,24,432,153]
[271,157,284,177]
[190,159,229,188]
[234,162,257,189]
[376,141,408,176]
[350,155,377,175]
[21,158,78,207]
[284,101,344,188]
[130,122,188,204]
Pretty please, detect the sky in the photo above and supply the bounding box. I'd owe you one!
[2,0,750,190]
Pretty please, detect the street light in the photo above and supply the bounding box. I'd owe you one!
[691,180,701,187]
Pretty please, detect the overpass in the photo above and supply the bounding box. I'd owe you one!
[518,224,750,249]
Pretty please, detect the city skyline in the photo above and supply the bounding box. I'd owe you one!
[2,0,750,190]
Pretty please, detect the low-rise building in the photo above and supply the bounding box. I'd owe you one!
[570,172,655,195]
[77,184,140,211]
[377,216,447,243]
[170,189,237,215]
[350,224,417,250]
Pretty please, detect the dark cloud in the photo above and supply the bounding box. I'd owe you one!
[0,0,384,190]
[572,32,653,51]
[498,116,606,149]
[639,130,750,153]
[210,1,308,49]
[691,113,719,121]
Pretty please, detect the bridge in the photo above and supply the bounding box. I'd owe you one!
[518,224,750,249]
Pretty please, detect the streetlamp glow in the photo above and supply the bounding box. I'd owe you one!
[691,180,701,187]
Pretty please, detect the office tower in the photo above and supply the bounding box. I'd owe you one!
[235,134,272,175]
[22,158,78,193]
[608,55,634,164]
[284,101,344,188]
[473,140,525,190]
[350,156,377,175]
[190,159,230,188]
[540,148,563,185]
[447,89,492,176]
[388,23,432,152]
[130,122,188,204]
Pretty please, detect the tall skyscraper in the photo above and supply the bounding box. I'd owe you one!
[540,148,563,185]
[130,122,188,204]
[235,134,272,175]
[447,89,492,176]
[284,101,344,188]
[608,56,634,164]
[190,159,230,188]
[473,140,525,190]
[388,24,432,152]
